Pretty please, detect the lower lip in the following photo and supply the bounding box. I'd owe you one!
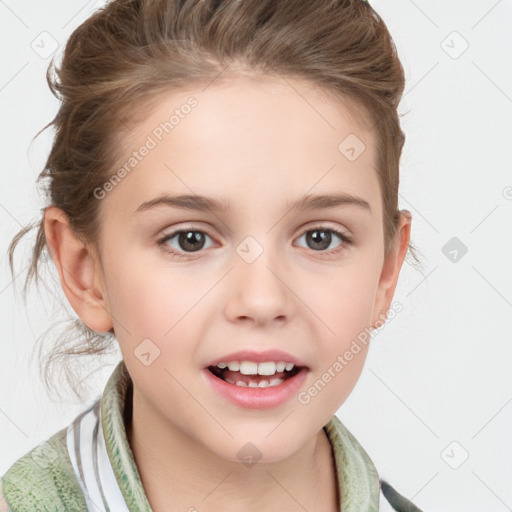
[202,367,309,409]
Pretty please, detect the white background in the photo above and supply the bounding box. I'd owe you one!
[1,1,511,510]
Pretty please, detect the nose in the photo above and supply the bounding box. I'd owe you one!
[223,245,291,326]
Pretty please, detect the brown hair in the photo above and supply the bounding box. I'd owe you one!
[8,0,423,399]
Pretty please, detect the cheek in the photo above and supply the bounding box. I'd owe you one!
[105,257,214,370]
[106,264,204,404]
[309,262,380,337]
[105,251,201,333]
[307,262,380,397]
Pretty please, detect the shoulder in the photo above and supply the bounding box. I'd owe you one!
[1,426,88,512]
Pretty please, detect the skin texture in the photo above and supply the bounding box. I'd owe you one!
[44,75,411,512]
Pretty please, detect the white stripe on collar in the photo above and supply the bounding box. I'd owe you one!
[66,399,129,512]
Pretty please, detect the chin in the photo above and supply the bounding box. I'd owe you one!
[205,433,305,467]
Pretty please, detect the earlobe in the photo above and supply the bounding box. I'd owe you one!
[371,211,412,329]
[44,206,113,333]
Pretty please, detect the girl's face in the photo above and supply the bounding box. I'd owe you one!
[90,76,409,463]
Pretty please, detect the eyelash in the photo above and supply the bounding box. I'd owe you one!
[156,226,353,260]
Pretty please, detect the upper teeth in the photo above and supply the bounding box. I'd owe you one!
[216,361,295,375]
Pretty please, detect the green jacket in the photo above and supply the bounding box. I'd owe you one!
[1,361,422,511]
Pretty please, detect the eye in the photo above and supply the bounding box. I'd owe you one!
[157,228,216,259]
[156,225,353,260]
[295,226,352,255]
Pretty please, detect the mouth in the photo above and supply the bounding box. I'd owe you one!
[206,362,305,388]
[203,356,310,409]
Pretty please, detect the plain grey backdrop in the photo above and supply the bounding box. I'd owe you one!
[1,1,511,510]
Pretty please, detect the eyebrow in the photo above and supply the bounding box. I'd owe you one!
[134,192,371,215]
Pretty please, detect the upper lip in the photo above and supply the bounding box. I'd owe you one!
[205,349,309,369]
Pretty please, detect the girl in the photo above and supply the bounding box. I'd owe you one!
[2,0,424,510]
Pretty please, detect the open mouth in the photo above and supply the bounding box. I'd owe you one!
[207,364,304,388]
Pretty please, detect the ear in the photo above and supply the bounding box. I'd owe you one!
[44,206,113,333]
[371,210,412,328]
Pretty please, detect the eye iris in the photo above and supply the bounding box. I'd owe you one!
[307,229,331,250]
[179,231,205,252]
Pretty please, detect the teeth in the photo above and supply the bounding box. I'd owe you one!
[216,360,295,375]
[257,361,276,375]
[226,377,286,388]
[275,362,286,372]
[239,361,258,375]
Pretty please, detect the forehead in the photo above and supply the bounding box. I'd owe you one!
[147,74,370,145]
[103,75,380,219]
